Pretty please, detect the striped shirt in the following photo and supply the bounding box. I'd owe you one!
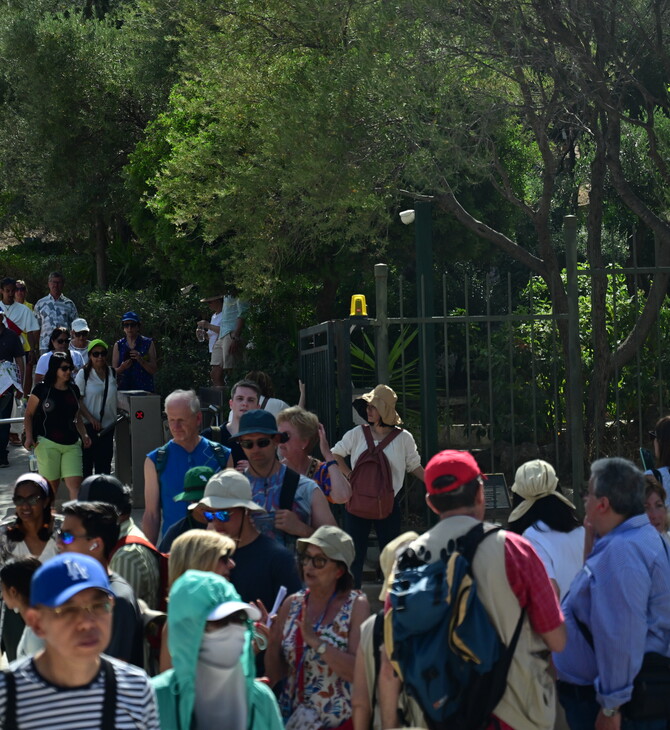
[0,655,159,729]
[109,519,161,609]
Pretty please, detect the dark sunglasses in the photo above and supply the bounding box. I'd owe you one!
[298,553,331,569]
[238,437,272,449]
[73,331,89,337]
[203,510,232,523]
[56,529,89,545]
[122,322,138,327]
[90,351,107,358]
[55,338,70,344]
[59,364,74,372]
[13,494,43,507]
[15,287,26,292]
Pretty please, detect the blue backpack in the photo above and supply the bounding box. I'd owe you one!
[389,523,525,730]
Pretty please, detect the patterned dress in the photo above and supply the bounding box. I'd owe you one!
[280,589,362,728]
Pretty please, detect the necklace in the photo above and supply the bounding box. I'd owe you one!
[250,459,279,490]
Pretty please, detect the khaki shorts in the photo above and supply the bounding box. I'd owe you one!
[210,332,241,369]
[35,436,83,481]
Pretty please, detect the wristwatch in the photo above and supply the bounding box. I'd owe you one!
[316,642,328,655]
[601,707,619,717]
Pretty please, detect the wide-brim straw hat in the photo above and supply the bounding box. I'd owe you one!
[353,384,402,427]
[507,459,575,523]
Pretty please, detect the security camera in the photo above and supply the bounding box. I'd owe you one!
[399,209,415,225]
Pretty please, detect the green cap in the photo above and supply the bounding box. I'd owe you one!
[173,466,215,503]
[87,338,108,353]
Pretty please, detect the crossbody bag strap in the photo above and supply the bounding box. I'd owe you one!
[98,368,110,424]
[100,657,117,730]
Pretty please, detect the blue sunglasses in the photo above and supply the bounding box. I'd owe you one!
[203,510,232,523]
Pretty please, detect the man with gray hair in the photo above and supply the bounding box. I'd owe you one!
[142,389,232,544]
[555,457,670,729]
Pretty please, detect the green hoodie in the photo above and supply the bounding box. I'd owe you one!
[151,570,283,730]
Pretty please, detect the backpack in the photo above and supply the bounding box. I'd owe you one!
[109,534,169,613]
[346,426,401,520]
[155,440,229,477]
[388,523,525,730]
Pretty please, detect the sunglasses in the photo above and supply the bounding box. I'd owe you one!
[298,553,332,569]
[55,338,70,344]
[51,599,113,622]
[90,351,107,358]
[238,437,272,450]
[15,287,26,292]
[56,529,89,545]
[203,510,232,523]
[59,365,73,372]
[122,322,138,327]
[13,494,43,507]
[73,331,89,337]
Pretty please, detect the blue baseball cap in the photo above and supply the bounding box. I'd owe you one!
[232,409,281,440]
[121,311,140,323]
[30,554,114,608]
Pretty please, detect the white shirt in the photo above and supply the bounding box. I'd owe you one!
[0,302,39,337]
[35,349,84,376]
[75,367,118,428]
[332,425,422,495]
[522,521,585,598]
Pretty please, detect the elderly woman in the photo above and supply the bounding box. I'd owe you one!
[644,475,670,535]
[267,525,370,729]
[506,459,584,598]
[24,351,91,499]
[75,338,118,477]
[112,310,158,392]
[152,570,283,730]
[0,473,62,660]
[277,406,351,504]
[34,326,84,384]
[331,385,424,587]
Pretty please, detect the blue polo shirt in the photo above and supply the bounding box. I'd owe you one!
[147,438,230,536]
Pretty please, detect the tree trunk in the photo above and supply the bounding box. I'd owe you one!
[95,214,108,290]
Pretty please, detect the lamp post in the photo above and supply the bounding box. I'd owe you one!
[401,199,437,462]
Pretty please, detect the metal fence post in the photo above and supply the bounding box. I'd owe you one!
[564,215,585,509]
[375,263,390,386]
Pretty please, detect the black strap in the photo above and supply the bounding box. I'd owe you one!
[211,442,229,470]
[155,445,168,476]
[98,367,110,424]
[279,467,301,510]
[100,657,117,730]
[370,609,385,724]
[2,670,17,730]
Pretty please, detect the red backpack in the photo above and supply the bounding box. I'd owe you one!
[346,425,402,520]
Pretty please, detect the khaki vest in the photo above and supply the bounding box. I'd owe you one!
[409,516,556,730]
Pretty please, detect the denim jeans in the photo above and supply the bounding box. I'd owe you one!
[558,684,667,730]
[343,496,401,587]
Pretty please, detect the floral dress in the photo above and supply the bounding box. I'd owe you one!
[280,589,362,728]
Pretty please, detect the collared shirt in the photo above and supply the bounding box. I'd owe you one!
[554,514,670,710]
[216,296,248,339]
[109,518,161,610]
[0,302,39,352]
[34,294,78,351]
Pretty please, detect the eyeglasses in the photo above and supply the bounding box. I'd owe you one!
[13,494,43,507]
[55,338,70,344]
[59,365,73,372]
[298,553,331,569]
[203,510,232,523]
[205,609,248,632]
[51,599,113,622]
[56,529,90,545]
[90,351,107,358]
[238,438,272,450]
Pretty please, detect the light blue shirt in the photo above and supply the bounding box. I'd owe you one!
[216,296,248,340]
[555,514,670,709]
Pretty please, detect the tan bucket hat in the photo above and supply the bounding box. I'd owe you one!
[353,384,402,426]
[297,526,355,578]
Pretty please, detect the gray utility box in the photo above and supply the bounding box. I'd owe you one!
[115,391,164,508]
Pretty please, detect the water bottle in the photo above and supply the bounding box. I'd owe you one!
[196,327,207,343]
[29,449,38,473]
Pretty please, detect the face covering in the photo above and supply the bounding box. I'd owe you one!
[198,622,247,669]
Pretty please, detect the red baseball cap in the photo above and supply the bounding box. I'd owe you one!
[425,450,483,494]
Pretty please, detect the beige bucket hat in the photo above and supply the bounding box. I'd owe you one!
[297,526,355,578]
[188,469,265,513]
[507,459,575,523]
[353,384,402,426]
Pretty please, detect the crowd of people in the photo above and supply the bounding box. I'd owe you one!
[0,276,669,728]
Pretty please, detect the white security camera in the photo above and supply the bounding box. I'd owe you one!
[399,209,415,225]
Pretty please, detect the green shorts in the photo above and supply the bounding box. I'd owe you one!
[35,437,83,481]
